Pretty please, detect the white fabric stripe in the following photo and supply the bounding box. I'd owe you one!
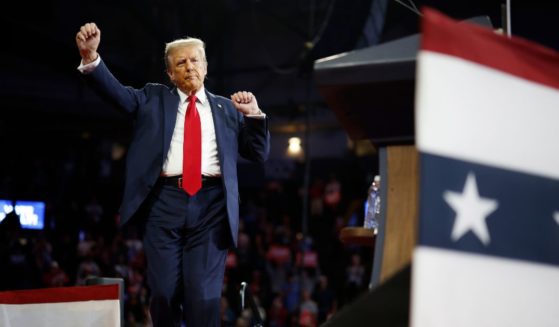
[416,51,559,181]
[411,247,559,327]
[0,299,120,327]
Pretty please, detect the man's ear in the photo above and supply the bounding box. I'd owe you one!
[166,70,174,83]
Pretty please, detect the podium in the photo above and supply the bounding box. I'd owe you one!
[314,31,421,287]
[313,14,493,324]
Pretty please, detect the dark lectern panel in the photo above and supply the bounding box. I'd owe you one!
[318,80,415,145]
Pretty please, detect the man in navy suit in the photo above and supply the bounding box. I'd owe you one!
[76,22,270,326]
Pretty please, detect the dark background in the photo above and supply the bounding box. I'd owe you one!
[0,1,558,325]
[1,0,557,141]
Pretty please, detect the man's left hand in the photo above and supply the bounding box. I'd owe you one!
[231,91,262,115]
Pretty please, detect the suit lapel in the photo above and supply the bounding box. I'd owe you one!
[206,91,226,167]
[163,88,180,162]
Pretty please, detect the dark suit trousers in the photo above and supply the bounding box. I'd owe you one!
[143,179,230,327]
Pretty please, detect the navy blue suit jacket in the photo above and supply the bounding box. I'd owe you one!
[85,60,270,246]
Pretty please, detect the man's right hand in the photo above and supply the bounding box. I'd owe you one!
[76,22,101,64]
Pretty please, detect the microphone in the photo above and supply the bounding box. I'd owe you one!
[238,281,264,326]
[239,281,247,310]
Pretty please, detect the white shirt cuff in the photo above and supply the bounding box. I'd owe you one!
[246,110,266,119]
[77,56,101,74]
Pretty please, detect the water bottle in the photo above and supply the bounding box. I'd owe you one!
[373,175,381,231]
[364,175,381,230]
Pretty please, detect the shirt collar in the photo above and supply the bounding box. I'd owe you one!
[177,87,207,106]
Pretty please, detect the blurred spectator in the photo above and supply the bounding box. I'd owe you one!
[281,271,301,315]
[268,294,288,327]
[312,275,336,324]
[32,233,53,272]
[267,260,288,296]
[299,289,318,327]
[83,194,103,229]
[345,253,366,302]
[42,261,70,287]
[301,268,318,295]
[75,252,101,285]
[236,229,253,279]
[323,174,341,209]
[221,296,237,326]
[125,291,149,326]
[127,267,145,299]
[309,177,325,217]
[0,211,39,290]
[76,230,97,258]
[125,228,142,256]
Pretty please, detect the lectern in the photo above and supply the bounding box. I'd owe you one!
[314,31,420,288]
[314,13,493,293]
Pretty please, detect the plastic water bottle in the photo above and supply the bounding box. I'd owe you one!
[364,175,381,230]
[373,175,381,231]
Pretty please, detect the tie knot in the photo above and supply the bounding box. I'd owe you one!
[188,95,197,104]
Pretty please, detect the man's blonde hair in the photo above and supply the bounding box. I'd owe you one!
[164,37,206,70]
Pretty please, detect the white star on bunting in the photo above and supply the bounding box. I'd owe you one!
[443,172,499,245]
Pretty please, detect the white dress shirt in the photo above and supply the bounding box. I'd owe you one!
[162,87,221,177]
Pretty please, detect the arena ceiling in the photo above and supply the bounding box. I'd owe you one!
[0,0,556,138]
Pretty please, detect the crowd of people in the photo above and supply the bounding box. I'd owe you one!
[0,133,375,326]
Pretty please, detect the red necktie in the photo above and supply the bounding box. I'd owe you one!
[182,95,201,195]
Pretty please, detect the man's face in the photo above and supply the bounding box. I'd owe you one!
[166,45,207,95]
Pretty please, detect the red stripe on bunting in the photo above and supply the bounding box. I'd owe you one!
[420,7,559,90]
[0,284,118,304]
